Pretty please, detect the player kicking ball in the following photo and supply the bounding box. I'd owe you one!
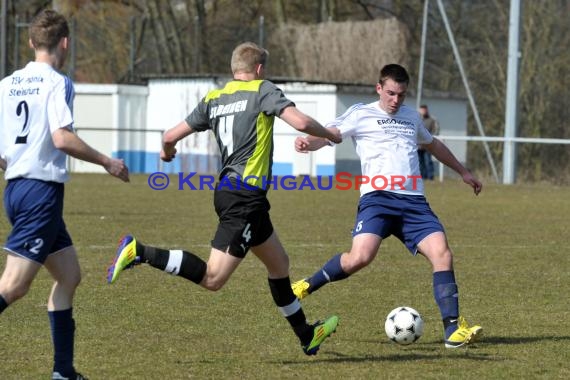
[107,42,340,356]
[291,64,482,349]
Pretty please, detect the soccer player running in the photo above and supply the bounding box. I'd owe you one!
[107,42,341,355]
[292,64,483,348]
[0,9,129,380]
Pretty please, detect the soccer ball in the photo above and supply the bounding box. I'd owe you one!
[384,306,424,345]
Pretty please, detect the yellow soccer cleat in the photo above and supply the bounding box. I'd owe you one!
[292,279,311,300]
[107,234,140,284]
[302,315,339,355]
[444,316,483,348]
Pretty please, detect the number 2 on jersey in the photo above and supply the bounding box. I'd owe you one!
[15,100,30,144]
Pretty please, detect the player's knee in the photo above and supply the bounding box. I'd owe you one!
[264,256,289,279]
[201,275,227,292]
[278,254,289,269]
[437,248,453,262]
[70,271,81,288]
[54,275,81,296]
[354,257,374,271]
[427,248,453,270]
[60,270,81,290]
[2,281,32,302]
[345,252,375,272]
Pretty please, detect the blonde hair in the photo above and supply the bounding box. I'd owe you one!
[231,42,268,74]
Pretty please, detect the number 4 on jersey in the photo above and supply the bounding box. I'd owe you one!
[219,115,234,156]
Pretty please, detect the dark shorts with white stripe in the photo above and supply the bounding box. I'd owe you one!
[212,184,273,258]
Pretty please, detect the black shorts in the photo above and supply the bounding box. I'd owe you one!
[212,186,273,258]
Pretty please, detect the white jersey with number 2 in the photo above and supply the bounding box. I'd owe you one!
[329,101,433,196]
[0,61,74,183]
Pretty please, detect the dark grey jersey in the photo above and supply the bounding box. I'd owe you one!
[186,80,293,190]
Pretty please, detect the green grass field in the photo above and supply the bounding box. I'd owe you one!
[0,174,569,379]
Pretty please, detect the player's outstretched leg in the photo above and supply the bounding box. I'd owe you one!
[292,254,350,300]
[107,234,140,284]
[445,316,483,348]
[107,235,207,285]
[302,315,339,355]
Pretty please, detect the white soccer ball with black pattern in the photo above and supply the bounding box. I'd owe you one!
[384,306,424,345]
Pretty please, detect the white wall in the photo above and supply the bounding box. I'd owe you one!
[146,79,339,176]
[71,80,467,177]
[147,78,221,173]
[274,83,337,176]
[73,84,148,172]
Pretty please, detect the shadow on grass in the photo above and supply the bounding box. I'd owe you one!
[275,335,570,364]
[357,334,570,347]
[481,335,570,344]
[277,350,501,364]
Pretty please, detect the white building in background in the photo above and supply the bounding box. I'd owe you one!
[73,83,149,173]
[73,77,467,176]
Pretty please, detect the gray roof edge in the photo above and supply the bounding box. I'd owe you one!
[141,73,466,100]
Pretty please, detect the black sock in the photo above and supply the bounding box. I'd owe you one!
[139,243,206,284]
[268,277,313,345]
[0,294,8,314]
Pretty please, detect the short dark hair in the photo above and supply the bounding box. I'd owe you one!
[29,9,69,52]
[378,64,410,86]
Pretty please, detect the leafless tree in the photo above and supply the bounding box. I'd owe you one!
[7,0,568,182]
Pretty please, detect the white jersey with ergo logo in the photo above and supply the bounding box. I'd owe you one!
[329,101,433,196]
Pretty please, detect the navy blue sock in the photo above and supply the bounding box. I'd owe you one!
[0,294,8,314]
[49,308,76,376]
[433,271,459,338]
[308,254,350,294]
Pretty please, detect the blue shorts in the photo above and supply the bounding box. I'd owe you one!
[3,178,73,264]
[352,190,444,254]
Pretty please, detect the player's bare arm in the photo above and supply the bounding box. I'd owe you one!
[161,120,195,162]
[295,127,339,153]
[280,106,341,144]
[426,138,482,195]
[52,127,129,182]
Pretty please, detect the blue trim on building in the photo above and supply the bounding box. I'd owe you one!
[272,162,293,176]
[316,164,335,176]
[114,151,223,174]
[114,151,182,173]
[113,151,335,175]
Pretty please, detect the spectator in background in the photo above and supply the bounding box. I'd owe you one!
[418,104,439,180]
